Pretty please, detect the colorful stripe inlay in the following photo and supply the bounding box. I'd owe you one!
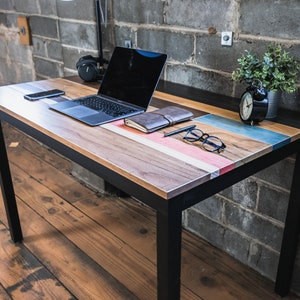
[195,114,291,150]
[102,120,235,178]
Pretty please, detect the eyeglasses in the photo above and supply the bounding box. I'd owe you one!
[183,129,226,153]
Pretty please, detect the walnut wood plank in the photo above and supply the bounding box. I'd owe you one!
[6,143,94,203]
[0,202,139,300]
[6,164,154,299]
[0,281,12,300]
[0,222,75,299]
[7,163,201,299]
[3,122,73,174]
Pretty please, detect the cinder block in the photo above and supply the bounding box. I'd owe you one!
[3,13,16,28]
[30,16,58,39]
[258,186,289,223]
[0,13,8,26]
[113,0,164,24]
[164,0,238,30]
[15,0,39,14]
[166,64,233,95]
[240,0,300,39]
[196,37,270,74]
[184,209,250,263]
[224,203,284,251]
[184,209,226,250]
[59,21,97,49]
[192,195,223,222]
[33,57,64,78]
[256,158,294,190]
[47,41,63,61]
[220,178,258,209]
[223,228,250,262]
[32,37,47,57]
[248,241,279,280]
[7,38,32,63]
[137,29,194,62]
[57,0,96,21]
[40,0,58,16]
[0,0,14,10]
[62,47,84,70]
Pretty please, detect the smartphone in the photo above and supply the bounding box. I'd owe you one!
[24,89,65,101]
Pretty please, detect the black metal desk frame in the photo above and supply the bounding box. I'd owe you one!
[1,109,300,299]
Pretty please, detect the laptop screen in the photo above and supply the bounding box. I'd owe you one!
[99,47,167,109]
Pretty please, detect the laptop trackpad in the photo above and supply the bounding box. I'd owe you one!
[63,106,99,118]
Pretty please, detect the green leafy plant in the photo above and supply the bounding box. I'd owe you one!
[232,43,300,93]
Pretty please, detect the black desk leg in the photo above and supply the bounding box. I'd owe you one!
[156,201,182,300]
[0,122,23,242]
[275,150,300,296]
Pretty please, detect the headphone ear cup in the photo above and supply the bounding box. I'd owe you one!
[76,55,100,82]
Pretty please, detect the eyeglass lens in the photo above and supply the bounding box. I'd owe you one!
[184,129,226,153]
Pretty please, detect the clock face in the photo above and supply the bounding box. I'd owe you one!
[240,92,253,121]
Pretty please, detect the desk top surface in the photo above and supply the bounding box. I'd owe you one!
[1,78,300,199]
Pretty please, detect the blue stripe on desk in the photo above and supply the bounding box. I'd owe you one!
[195,114,291,150]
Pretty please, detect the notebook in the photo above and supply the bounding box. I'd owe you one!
[49,47,167,126]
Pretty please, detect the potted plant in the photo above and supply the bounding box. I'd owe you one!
[232,43,300,118]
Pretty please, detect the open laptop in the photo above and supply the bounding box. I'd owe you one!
[49,47,167,126]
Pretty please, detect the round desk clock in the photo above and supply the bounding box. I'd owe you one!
[239,84,268,125]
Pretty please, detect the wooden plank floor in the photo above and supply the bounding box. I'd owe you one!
[0,122,299,300]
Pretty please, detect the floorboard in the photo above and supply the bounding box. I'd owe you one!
[0,122,299,299]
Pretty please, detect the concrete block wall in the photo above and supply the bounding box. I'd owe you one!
[0,2,35,84]
[113,0,300,111]
[184,157,296,285]
[1,0,300,294]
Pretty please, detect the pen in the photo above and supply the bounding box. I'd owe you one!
[164,124,196,137]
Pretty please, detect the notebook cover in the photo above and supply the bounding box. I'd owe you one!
[124,106,194,133]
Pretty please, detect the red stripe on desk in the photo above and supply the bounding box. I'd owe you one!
[105,120,235,176]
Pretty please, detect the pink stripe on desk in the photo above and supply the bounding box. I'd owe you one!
[105,120,234,176]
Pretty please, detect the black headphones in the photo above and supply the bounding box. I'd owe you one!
[76,55,104,82]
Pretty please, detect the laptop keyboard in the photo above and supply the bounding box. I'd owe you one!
[74,96,136,117]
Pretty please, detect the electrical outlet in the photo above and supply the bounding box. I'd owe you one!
[221,31,233,47]
[124,40,132,48]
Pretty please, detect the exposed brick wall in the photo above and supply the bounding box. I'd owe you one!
[0,0,300,294]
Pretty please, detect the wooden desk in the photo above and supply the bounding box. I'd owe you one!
[1,78,300,299]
